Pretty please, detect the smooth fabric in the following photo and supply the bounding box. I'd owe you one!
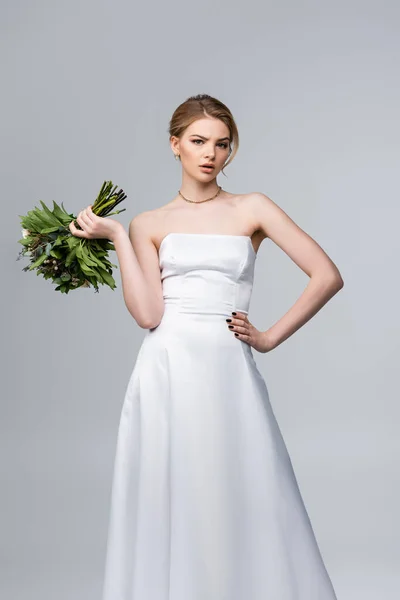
[102,232,337,600]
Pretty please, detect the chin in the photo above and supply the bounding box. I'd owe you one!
[199,170,218,178]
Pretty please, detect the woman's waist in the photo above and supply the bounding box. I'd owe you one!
[162,273,252,316]
[144,306,254,359]
[160,299,248,319]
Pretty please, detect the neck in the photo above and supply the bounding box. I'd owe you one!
[179,172,220,202]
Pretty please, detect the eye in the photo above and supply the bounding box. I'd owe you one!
[191,139,229,148]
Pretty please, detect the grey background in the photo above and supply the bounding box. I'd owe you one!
[1,1,399,598]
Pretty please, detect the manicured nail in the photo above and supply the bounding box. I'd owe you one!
[228,325,233,329]
[226,318,232,322]
[234,332,239,336]
[232,312,236,315]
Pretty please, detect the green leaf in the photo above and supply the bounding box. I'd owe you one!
[86,247,107,269]
[51,200,70,223]
[41,226,61,234]
[78,260,96,275]
[22,216,39,232]
[28,208,51,228]
[39,201,64,226]
[92,266,116,288]
[66,235,79,249]
[65,246,77,267]
[29,253,48,269]
[52,236,65,247]
[77,244,98,267]
[18,238,32,247]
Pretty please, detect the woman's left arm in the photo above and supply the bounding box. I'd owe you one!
[235,193,344,353]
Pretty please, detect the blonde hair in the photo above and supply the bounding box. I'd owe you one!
[168,94,239,176]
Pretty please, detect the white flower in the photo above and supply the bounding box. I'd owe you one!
[21,228,31,238]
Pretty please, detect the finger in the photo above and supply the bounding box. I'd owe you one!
[69,220,86,238]
[76,213,90,230]
[75,215,84,230]
[230,316,247,327]
[234,330,251,342]
[84,206,95,223]
[231,324,249,335]
[232,311,247,322]
[77,208,93,225]
[80,211,93,228]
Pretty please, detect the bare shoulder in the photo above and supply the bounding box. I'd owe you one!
[128,208,158,243]
[129,209,152,234]
[232,191,278,214]
[242,191,278,210]
[231,191,278,243]
[242,191,290,236]
[128,205,173,247]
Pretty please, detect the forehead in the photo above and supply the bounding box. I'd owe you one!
[185,117,230,138]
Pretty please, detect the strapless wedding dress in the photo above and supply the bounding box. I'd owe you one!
[101,232,337,600]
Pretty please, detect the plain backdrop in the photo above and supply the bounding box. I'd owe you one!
[1,1,399,598]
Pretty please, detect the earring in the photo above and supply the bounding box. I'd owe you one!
[175,153,180,161]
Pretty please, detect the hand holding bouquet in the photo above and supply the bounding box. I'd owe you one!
[69,204,123,241]
[17,181,127,293]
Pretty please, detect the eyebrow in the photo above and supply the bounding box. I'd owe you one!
[190,134,230,141]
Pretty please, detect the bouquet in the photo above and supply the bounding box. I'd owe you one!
[17,181,127,293]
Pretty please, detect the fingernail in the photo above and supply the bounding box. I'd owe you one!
[228,325,233,329]
[226,318,232,322]
[234,333,239,336]
[232,312,236,315]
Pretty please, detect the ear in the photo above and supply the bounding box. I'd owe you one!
[170,136,180,154]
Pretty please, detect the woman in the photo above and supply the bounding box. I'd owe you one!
[70,94,343,599]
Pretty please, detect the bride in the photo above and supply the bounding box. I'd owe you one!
[70,93,342,599]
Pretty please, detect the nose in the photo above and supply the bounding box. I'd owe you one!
[204,145,216,159]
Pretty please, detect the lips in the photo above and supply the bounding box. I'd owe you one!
[200,165,214,170]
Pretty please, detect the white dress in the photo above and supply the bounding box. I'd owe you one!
[101,232,338,600]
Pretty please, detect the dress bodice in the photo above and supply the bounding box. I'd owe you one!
[158,233,257,316]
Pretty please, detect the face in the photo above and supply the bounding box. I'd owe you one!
[170,117,231,179]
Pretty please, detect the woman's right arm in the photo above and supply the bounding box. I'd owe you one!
[112,214,164,329]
